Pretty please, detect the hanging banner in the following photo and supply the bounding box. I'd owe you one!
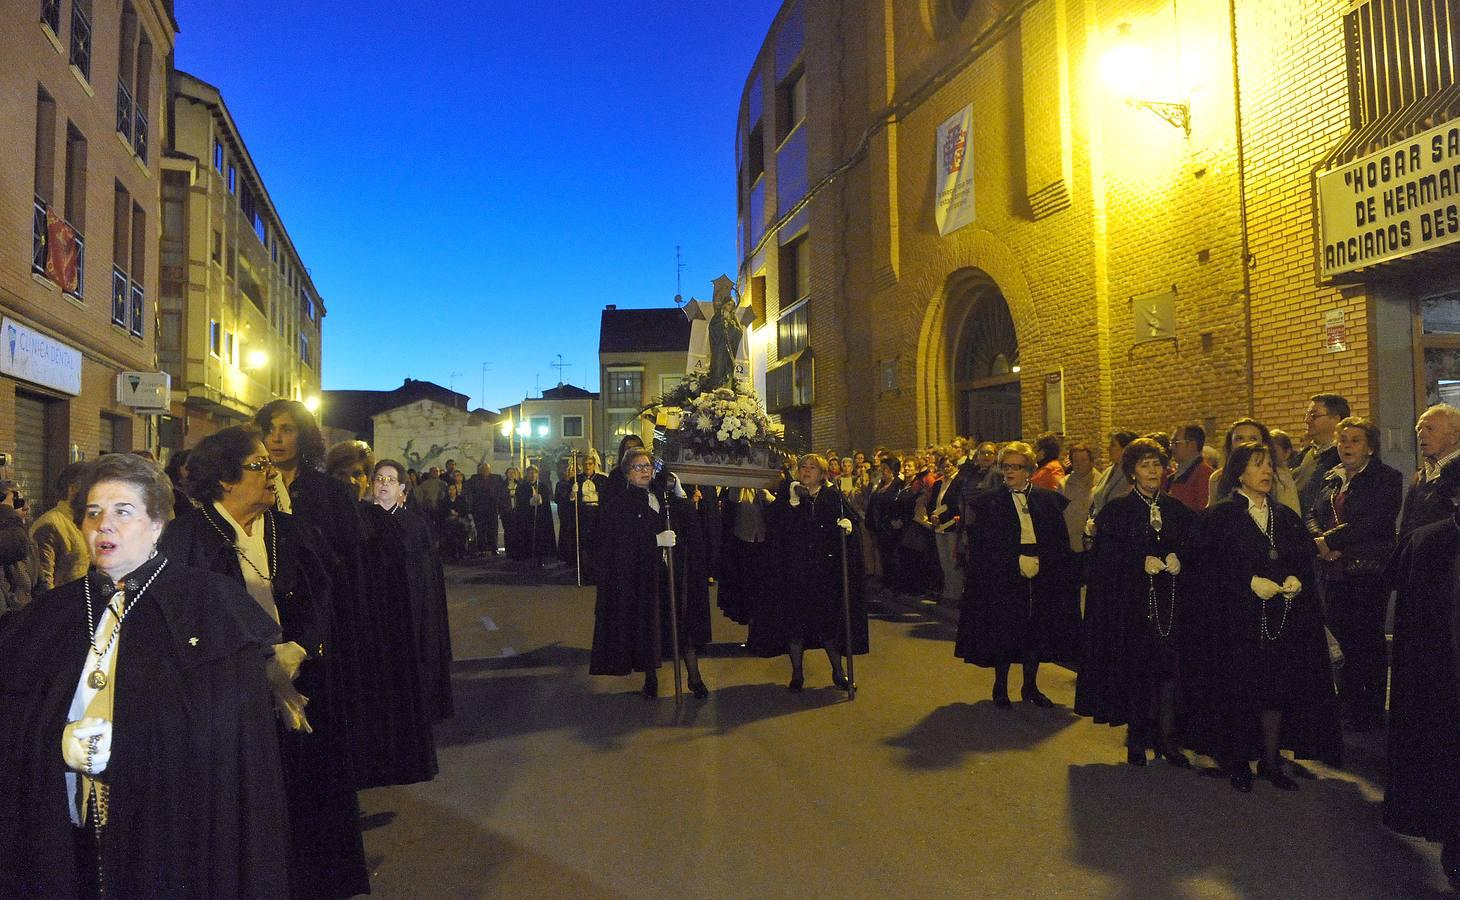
[1317,116,1460,278]
[935,105,976,236]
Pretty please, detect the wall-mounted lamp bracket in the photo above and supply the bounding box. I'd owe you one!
[1129,98,1191,137]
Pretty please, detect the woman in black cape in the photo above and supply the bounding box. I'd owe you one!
[718,487,774,630]
[600,433,645,513]
[589,448,711,698]
[765,453,868,692]
[0,453,289,899]
[1193,440,1341,792]
[164,425,369,899]
[1075,438,1200,767]
[518,464,556,566]
[501,466,527,560]
[373,459,454,722]
[573,451,611,584]
[1384,469,1460,889]
[554,458,577,565]
[954,441,1076,708]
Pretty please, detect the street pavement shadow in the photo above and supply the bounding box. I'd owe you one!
[1066,762,1448,898]
[686,681,847,735]
[358,785,626,899]
[450,642,592,672]
[886,701,1079,770]
[902,620,958,642]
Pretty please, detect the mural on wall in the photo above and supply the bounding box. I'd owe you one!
[373,399,505,473]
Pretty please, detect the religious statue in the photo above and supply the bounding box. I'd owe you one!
[706,276,744,389]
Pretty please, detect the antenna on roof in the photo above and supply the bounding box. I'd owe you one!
[550,354,570,386]
[673,244,685,306]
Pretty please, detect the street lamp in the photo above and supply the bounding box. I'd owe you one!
[1100,23,1191,137]
[245,349,268,370]
[303,396,320,414]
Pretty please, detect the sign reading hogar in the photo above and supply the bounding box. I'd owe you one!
[1318,117,1460,278]
[2,317,82,395]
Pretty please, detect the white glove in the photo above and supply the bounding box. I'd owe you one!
[1018,555,1040,579]
[836,517,853,534]
[1144,556,1165,576]
[1250,576,1282,600]
[1280,575,1302,599]
[656,529,677,548]
[271,681,313,734]
[1164,554,1181,576]
[271,641,308,682]
[1083,517,1096,538]
[61,717,111,775]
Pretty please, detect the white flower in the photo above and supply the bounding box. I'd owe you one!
[716,429,729,442]
[696,414,713,431]
[745,421,758,437]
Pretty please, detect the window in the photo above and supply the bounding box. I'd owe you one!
[300,289,314,322]
[111,183,130,327]
[659,373,683,397]
[748,121,765,181]
[777,301,809,360]
[562,415,584,438]
[225,331,234,364]
[776,69,806,143]
[227,163,236,194]
[41,0,60,35]
[530,416,550,439]
[211,229,221,263]
[780,234,810,306]
[129,203,144,336]
[605,369,642,409]
[605,410,642,444]
[33,87,56,275]
[116,6,136,142]
[70,0,93,81]
[214,139,223,172]
[299,333,311,367]
[63,123,86,231]
[60,122,87,297]
[132,40,151,162]
[209,319,221,356]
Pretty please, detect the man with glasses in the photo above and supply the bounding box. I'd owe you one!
[1293,393,1350,514]
[1165,423,1212,512]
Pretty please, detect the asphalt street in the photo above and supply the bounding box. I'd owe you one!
[356,557,1451,899]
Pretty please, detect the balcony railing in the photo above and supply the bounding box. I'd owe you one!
[112,266,129,327]
[134,108,148,163]
[69,4,91,80]
[116,80,133,142]
[41,0,60,34]
[32,198,47,275]
[130,280,144,337]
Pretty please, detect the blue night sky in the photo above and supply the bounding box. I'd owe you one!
[174,1,783,411]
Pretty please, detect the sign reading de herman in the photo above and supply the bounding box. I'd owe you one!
[1,317,82,395]
[1318,117,1460,278]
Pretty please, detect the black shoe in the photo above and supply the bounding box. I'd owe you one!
[788,674,804,693]
[689,679,709,700]
[1021,689,1055,708]
[1159,745,1192,769]
[1127,747,1148,767]
[992,689,1012,709]
[1258,760,1299,791]
[832,674,854,692]
[1230,765,1254,792]
[640,678,658,700]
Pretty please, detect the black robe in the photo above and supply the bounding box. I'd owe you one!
[1075,491,1200,733]
[384,504,455,721]
[1384,515,1460,843]
[762,484,870,656]
[516,479,556,562]
[554,478,577,564]
[955,486,1076,667]
[1189,495,1342,767]
[717,490,773,628]
[589,487,711,676]
[0,558,289,899]
[501,479,527,559]
[159,507,369,899]
[575,473,610,584]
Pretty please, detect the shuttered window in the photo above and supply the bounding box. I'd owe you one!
[14,393,50,505]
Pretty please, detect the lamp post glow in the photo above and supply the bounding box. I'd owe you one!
[245,349,268,370]
[303,396,320,414]
[1099,22,1191,137]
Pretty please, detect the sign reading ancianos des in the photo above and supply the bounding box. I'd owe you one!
[1,317,82,395]
[1318,117,1460,279]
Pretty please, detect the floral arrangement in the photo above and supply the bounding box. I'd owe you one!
[644,369,779,464]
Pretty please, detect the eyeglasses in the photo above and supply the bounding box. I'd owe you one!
[628,463,654,472]
[373,475,400,485]
[1001,463,1029,472]
[241,459,274,472]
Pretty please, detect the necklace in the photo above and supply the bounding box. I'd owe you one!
[205,506,277,583]
[1261,502,1280,561]
[1135,487,1164,534]
[83,558,168,691]
[1259,593,1293,641]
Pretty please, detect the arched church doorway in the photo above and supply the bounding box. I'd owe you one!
[948,271,1020,443]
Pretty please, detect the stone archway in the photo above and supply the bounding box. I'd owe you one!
[916,249,1037,446]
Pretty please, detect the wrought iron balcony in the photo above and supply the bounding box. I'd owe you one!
[112,266,128,327]
[69,4,91,80]
[116,80,133,141]
[130,280,144,337]
[32,198,47,275]
[133,108,148,163]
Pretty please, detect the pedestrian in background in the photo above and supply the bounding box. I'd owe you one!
[467,462,503,556]
[1060,442,1097,584]
[1398,403,1460,542]
[28,462,87,597]
[1031,432,1066,491]
[0,479,36,613]
[1165,423,1213,512]
[1088,431,1138,522]
[1293,393,1349,514]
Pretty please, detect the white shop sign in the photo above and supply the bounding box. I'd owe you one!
[1317,117,1460,278]
[1,317,81,395]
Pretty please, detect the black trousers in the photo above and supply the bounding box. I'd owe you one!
[1327,575,1389,721]
[473,506,499,551]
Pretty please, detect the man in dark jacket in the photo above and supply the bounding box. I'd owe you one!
[466,462,504,555]
[0,480,35,613]
[1398,403,1460,543]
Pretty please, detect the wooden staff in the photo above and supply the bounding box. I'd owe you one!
[661,489,683,704]
[572,450,583,588]
[839,519,857,701]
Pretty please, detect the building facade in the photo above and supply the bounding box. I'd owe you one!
[597,305,689,462]
[0,0,177,505]
[513,382,600,462]
[159,69,324,448]
[737,0,1459,463]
